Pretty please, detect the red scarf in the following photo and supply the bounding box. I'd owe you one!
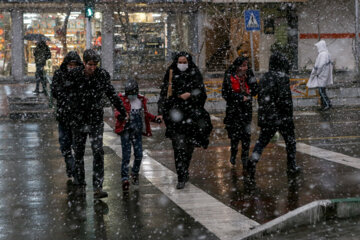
[230,74,250,94]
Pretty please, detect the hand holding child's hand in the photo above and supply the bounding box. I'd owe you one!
[155,115,163,124]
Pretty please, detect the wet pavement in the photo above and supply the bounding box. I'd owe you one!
[0,120,217,240]
[142,107,360,224]
[1,83,360,238]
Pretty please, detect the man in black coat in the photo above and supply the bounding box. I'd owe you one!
[33,40,51,94]
[51,51,83,179]
[248,51,301,179]
[68,49,127,199]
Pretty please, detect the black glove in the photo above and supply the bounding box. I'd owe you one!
[117,114,126,122]
[155,116,162,124]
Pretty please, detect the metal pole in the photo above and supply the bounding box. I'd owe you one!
[86,17,92,49]
[250,31,255,72]
[355,0,359,73]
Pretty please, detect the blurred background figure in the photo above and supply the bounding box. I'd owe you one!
[33,40,51,94]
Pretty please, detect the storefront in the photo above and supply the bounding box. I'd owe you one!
[23,11,102,76]
[0,12,11,77]
[113,12,167,79]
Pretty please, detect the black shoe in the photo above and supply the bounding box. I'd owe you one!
[287,165,301,175]
[131,174,139,185]
[176,181,185,189]
[321,105,331,111]
[33,90,39,95]
[94,188,108,199]
[122,180,130,192]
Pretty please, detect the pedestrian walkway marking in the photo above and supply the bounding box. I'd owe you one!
[278,142,360,170]
[103,123,259,240]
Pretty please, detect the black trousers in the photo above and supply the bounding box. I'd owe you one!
[35,64,47,92]
[252,125,296,164]
[171,135,195,182]
[318,87,331,108]
[72,122,105,189]
[228,125,251,164]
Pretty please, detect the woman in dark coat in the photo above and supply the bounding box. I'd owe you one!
[222,57,258,167]
[248,51,301,179]
[158,52,212,189]
[51,51,83,178]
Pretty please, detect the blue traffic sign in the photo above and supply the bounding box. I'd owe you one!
[244,10,261,31]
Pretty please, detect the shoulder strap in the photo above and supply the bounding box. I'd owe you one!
[167,69,173,98]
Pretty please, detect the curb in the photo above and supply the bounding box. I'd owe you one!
[237,198,360,239]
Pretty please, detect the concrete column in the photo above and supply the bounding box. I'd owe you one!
[166,12,174,62]
[189,11,199,64]
[287,6,299,71]
[196,10,206,72]
[11,10,24,81]
[101,9,114,78]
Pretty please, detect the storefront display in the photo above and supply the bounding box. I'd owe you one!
[0,12,11,76]
[113,12,167,79]
[23,12,102,76]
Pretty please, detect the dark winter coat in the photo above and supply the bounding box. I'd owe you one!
[222,58,258,136]
[257,52,294,128]
[67,66,126,127]
[34,41,51,66]
[158,53,212,148]
[51,51,83,124]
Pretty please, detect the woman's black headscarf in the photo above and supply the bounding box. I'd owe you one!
[269,51,290,74]
[226,56,250,75]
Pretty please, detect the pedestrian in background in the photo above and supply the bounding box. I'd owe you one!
[158,52,212,189]
[33,40,51,94]
[68,49,127,199]
[306,40,333,111]
[248,51,301,181]
[51,51,83,180]
[222,56,258,167]
[114,78,162,192]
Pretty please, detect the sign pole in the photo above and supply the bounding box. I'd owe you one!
[86,17,92,49]
[244,9,260,72]
[250,30,255,72]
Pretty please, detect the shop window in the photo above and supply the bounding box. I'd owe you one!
[23,12,87,76]
[0,12,11,77]
[113,12,167,79]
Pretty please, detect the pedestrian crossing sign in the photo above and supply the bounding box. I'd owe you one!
[245,10,261,31]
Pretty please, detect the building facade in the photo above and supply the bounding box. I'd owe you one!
[0,0,358,83]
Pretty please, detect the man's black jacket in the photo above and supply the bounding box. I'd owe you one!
[67,66,126,127]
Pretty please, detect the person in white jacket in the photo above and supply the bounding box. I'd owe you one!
[306,40,333,111]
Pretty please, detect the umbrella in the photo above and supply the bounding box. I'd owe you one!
[24,34,50,42]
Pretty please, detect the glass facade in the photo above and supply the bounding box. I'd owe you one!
[23,11,102,76]
[113,12,167,79]
[0,12,11,76]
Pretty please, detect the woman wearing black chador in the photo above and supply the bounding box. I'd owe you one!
[222,57,258,167]
[158,52,212,189]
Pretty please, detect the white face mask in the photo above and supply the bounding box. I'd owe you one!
[128,95,138,101]
[177,63,188,72]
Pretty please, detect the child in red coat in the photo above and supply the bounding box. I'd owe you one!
[114,79,161,191]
